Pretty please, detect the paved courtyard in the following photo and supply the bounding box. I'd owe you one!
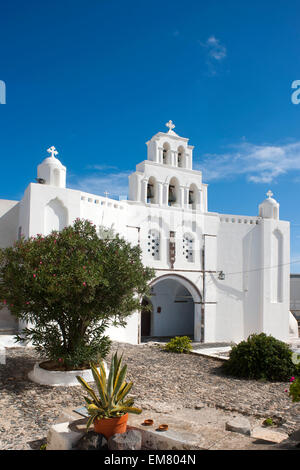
[0,342,299,450]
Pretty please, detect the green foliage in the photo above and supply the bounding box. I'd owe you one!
[263,418,274,427]
[77,352,142,429]
[40,444,47,450]
[223,333,296,382]
[0,219,155,368]
[289,377,300,402]
[164,336,192,354]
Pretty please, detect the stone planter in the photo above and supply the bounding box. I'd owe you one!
[28,361,108,387]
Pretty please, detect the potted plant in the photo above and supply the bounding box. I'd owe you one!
[77,352,142,439]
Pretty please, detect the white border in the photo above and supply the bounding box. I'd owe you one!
[28,361,108,387]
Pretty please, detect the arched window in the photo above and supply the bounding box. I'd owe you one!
[168,177,179,206]
[188,184,198,210]
[177,146,185,168]
[44,198,68,235]
[147,229,160,260]
[163,142,170,165]
[147,177,156,204]
[183,233,194,262]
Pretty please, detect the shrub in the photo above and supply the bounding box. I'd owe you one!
[263,418,274,427]
[164,336,192,354]
[289,377,300,402]
[0,219,155,369]
[222,333,296,382]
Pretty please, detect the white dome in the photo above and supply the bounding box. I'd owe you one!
[261,196,278,207]
[259,191,279,219]
[37,146,66,188]
[41,155,64,168]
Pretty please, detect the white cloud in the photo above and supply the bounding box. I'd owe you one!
[70,170,130,198]
[85,164,119,171]
[195,141,300,184]
[200,36,227,61]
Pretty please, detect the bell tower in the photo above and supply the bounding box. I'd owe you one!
[128,121,207,212]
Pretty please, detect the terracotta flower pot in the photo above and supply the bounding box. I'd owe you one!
[93,413,129,439]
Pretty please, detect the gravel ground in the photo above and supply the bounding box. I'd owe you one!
[0,342,299,450]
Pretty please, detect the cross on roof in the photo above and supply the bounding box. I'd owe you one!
[165,120,175,132]
[104,191,109,198]
[266,190,273,199]
[47,146,58,158]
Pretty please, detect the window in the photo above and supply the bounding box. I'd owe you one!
[183,233,194,262]
[147,229,160,260]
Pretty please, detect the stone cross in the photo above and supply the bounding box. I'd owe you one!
[47,146,58,158]
[104,191,109,198]
[266,190,273,199]
[166,120,175,132]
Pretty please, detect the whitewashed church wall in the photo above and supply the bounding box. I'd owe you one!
[0,200,20,330]
[104,311,140,345]
[25,184,80,237]
[215,219,262,343]
[0,200,19,247]
[260,219,290,341]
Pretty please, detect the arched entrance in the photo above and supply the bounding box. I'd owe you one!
[140,274,202,342]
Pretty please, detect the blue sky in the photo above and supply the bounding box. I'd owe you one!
[1,0,300,270]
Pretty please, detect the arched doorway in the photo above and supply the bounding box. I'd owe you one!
[141,297,153,338]
[142,275,202,342]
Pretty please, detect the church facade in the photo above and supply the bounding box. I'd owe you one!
[0,122,296,344]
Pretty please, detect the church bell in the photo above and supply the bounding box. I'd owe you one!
[189,191,194,205]
[168,185,176,204]
[147,184,154,200]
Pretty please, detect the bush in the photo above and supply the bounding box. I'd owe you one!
[222,333,296,382]
[164,336,192,354]
[0,219,155,369]
[289,377,300,402]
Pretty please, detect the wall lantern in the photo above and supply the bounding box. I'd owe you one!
[218,271,225,281]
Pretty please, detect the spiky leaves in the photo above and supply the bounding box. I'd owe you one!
[76,353,142,429]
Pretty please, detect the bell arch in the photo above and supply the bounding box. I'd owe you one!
[168,176,180,206]
[189,183,199,210]
[147,176,157,204]
[162,142,171,165]
[177,145,185,168]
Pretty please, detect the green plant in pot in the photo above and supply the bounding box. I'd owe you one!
[76,352,142,439]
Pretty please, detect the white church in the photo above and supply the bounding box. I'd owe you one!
[0,121,298,345]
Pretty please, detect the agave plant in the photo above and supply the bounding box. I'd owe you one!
[76,352,142,429]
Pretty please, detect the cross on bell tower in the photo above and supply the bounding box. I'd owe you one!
[165,120,175,132]
[266,190,273,199]
[47,146,58,158]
